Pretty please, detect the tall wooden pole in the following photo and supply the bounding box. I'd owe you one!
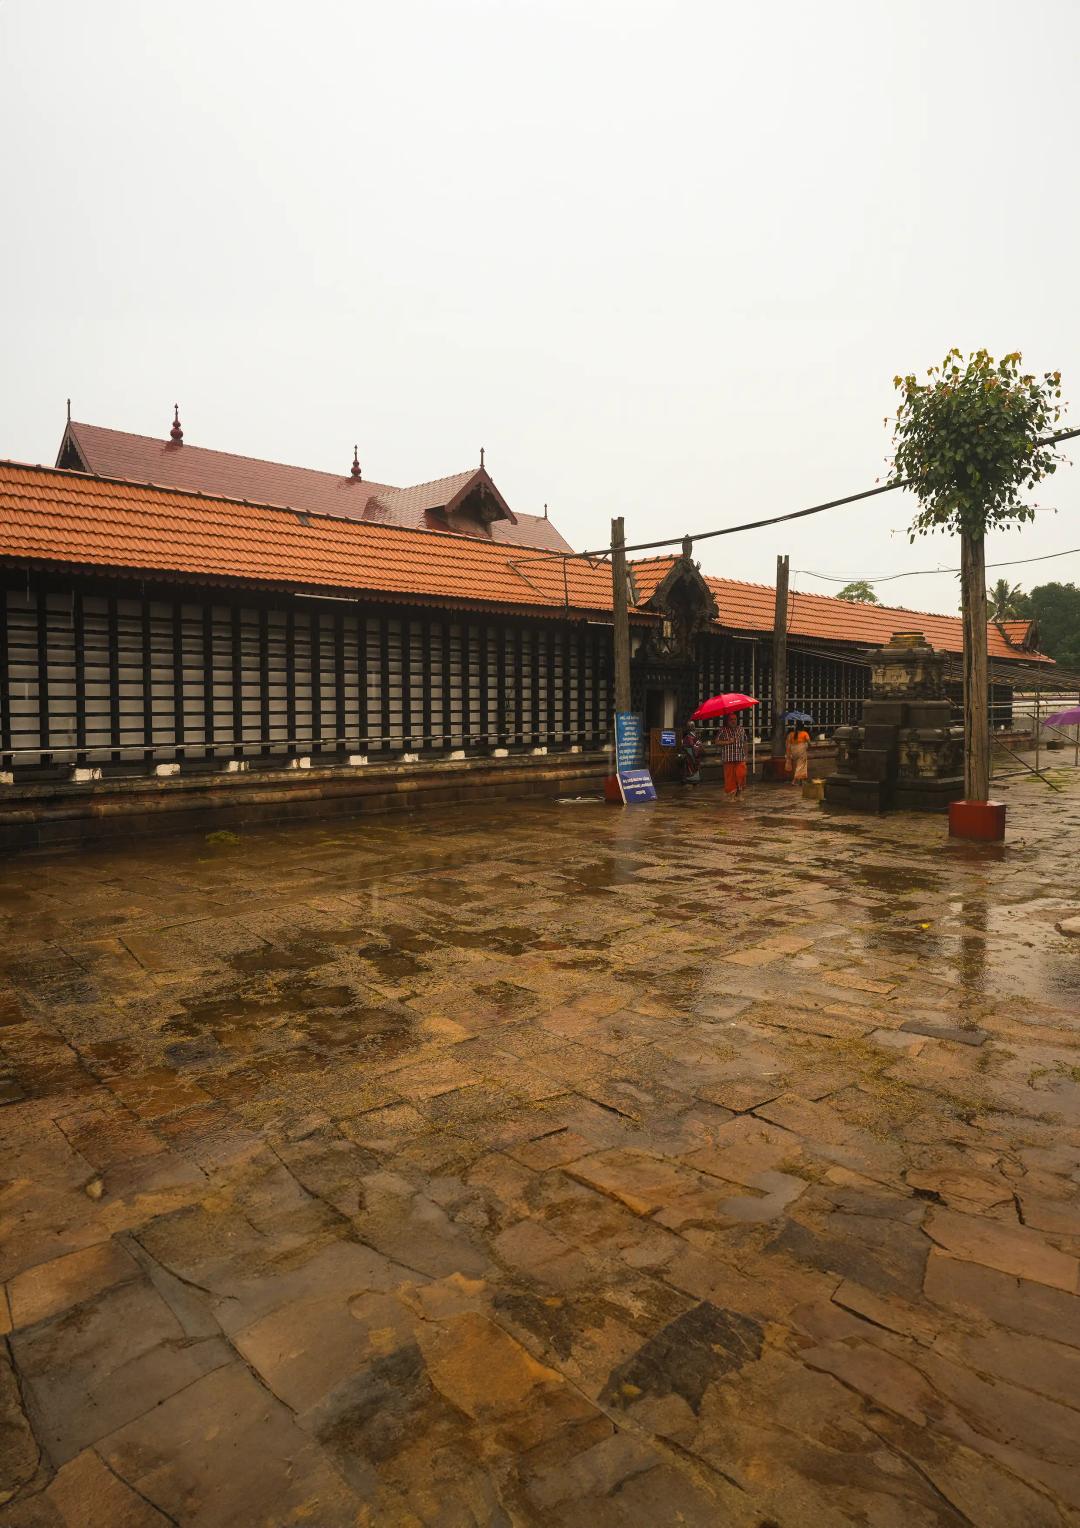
[960,531,990,801]
[611,516,631,715]
[771,553,790,759]
[1034,681,1040,781]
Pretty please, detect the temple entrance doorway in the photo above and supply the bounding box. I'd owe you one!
[644,687,676,730]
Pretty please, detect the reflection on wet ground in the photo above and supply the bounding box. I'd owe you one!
[1,774,1080,1526]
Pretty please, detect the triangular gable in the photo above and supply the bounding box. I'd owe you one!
[55,423,91,473]
[640,549,719,624]
[440,467,517,528]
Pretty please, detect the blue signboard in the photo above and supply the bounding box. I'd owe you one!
[660,728,677,747]
[614,712,656,803]
[615,711,645,772]
[618,768,658,804]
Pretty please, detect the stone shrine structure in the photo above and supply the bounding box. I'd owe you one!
[824,631,964,812]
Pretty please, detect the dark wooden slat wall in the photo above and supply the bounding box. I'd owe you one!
[0,572,886,777]
[0,572,861,778]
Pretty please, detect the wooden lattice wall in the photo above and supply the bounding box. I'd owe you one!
[0,575,612,776]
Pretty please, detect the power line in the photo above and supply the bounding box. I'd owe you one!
[577,480,901,560]
[797,543,1080,586]
[566,423,1080,562]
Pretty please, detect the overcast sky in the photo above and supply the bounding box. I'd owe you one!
[2,0,1077,615]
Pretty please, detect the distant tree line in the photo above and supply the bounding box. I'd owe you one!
[833,573,1080,671]
[994,580,1080,671]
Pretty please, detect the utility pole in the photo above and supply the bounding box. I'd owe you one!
[770,553,790,761]
[611,516,631,715]
[960,532,990,800]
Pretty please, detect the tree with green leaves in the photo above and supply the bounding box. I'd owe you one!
[836,581,879,604]
[891,349,1064,801]
[987,577,1025,623]
[1027,581,1080,671]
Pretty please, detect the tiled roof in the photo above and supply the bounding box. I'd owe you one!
[631,556,1053,664]
[60,422,574,554]
[997,618,1038,650]
[0,463,1051,664]
[367,471,487,523]
[63,422,392,519]
[0,462,608,615]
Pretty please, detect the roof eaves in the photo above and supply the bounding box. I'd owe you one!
[0,551,627,623]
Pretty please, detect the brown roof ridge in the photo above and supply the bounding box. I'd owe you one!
[0,458,576,558]
[69,421,398,493]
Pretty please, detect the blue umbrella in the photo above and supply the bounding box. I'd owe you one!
[783,710,814,724]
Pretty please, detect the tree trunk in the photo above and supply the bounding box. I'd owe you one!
[611,516,631,715]
[960,531,990,800]
[771,554,790,758]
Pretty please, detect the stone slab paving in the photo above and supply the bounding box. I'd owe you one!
[1,773,1080,1526]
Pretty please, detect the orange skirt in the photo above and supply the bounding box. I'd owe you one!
[723,761,747,795]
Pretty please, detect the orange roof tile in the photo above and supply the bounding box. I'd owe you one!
[631,556,1053,664]
[997,618,1038,650]
[0,462,607,615]
[0,463,1051,666]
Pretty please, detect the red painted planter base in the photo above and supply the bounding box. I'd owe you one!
[603,775,623,803]
[948,799,1006,841]
[760,757,790,783]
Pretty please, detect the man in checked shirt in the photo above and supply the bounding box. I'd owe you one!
[717,713,749,798]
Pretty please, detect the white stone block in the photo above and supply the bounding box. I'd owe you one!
[531,746,548,756]
[347,754,368,767]
[493,748,509,757]
[226,760,249,773]
[401,752,419,763]
[71,766,103,783]
[570,746,581,754]
[288,756,312,770]
[154,763,180,777]
[0,771,13,786]
[448,749,466,760]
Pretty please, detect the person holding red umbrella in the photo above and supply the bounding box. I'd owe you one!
[689,693,758,798]
[717,712,749,797]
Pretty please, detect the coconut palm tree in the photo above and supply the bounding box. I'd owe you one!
[987,578,1024,623]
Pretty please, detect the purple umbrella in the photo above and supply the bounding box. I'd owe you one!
[1045,707,1080,728]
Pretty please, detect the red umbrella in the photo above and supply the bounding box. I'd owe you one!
[691,692,759,721]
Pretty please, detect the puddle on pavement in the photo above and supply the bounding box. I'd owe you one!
[852,862,944,894]
[84,1038,143,1074]
[230,942,333,974]
[298,1005,418,1057]
[356,945,425,981]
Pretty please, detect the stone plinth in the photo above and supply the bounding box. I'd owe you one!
[824,632,963,814]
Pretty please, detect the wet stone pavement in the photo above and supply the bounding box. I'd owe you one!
[2,775,1080,1528]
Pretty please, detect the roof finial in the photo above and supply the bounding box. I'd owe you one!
[66,397,71,424]
[350,445,362,480]
[480,446,485,471]
[543,502,548,520]
[170,404,183,444]
[681,534,693,559]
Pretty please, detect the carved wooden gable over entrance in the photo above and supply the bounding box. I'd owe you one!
[636,540,719,662]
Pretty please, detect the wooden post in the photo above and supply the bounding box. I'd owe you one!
[960,531,990,801]
[611,517,631,716]
[771,554,790,760]
[1034,681,1040,780]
